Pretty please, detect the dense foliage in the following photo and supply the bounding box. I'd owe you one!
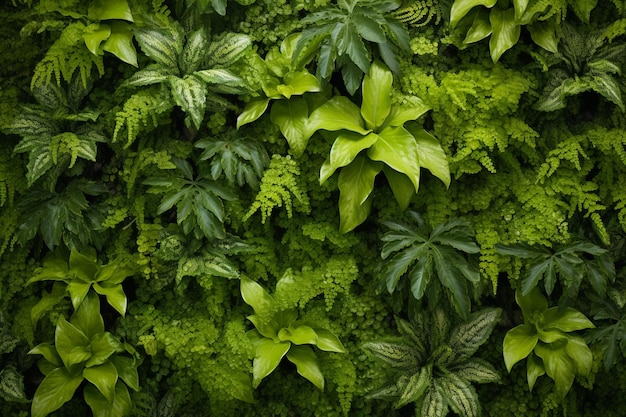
[2,0,626,416]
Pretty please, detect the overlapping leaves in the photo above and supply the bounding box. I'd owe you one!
[364,308,501,417]
[379,211,481,319]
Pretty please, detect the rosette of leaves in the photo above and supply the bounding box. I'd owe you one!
[293,0,410,94]
[27,247,136,319]
[29,292,139,417]
[533,21,626,111]
[122,18,251,130]
[236,34,323,156]
[240,276,346,390]
[364,308,501,417]
[503,288,595,397]
[4,76,106,188]
[378,211,481,319]
[305,61,450,232]
[143,156,235,240]
[495,239,615,300]
[195,130,270,190]
[449,0,576,62]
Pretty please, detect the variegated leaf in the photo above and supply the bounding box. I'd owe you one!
[422,383,447,417]
[134,26,183,69]
[168,76,207,129]
[205,33,252,68]
[448,308,501,363]
[395,317,427,362]
[450,358,500,384]
[0,365,29,403]
[438,373,480,417]
[396,364,432,408]
[181,29,211,74]
[363,341,421,371]
[123,64,171,88]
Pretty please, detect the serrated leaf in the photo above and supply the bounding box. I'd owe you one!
[0,365,29,403]
[169,76,207,130]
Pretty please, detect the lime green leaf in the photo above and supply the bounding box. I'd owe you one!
[489,8,521,62]
[542,307,595,332]
[83,24,111,56]
[102,22,138,67]
[368,126,421,192]
[361,61,392,130]
[31,282,67,327]
[248,315,281,339]
[313,328,346,353]
[450,0,497,28]
[565,336,593,377]
[383,166,415,210]
[463,9,492,44]
[569,0,598,23]
[278,325,318,345]
[66,280,92,311]
[87,333,124,368]
[110,356,139,391]
[93,283,127,316]
[286,345,325,390]
[337,155,382,233]
[385,97,430,128]
[70,292,104,339]
[526,353,545,391]
[270,98,311,156]
[252,339,290,388]
[84,382,132,417]
[411,128,450,187]
[83,361,118,403]
[527,21,558,53]
[320,132,379,184]
[308,96,368,135]
[513,0,529,20]
[69,249,98,280]
[88,0,134,21]
[503,324,538,372]
[240,276,274,316]
[534,342,576,397]
[55,318,90,370]
[29,343,62,368]
[31,367,83,417]
[515,288,548,322]
[237,98,271,129]
[282,71,322,96]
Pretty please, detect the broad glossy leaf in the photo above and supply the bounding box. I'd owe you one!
[240,276,274,316]
[384,166,415,210]
[67,280,92,311]
[337,156,382,232]
[313,328,346,353]
[353,11,387,43]
[87,333,124,368]
[565,335,593,377]
[88,0,133,21]
[534,342,576,397]
[29,343,62,368]
[84,382,132,417]
[541,307,595,332]
[527,21,558,53]
[368,126,420,192]
[31,368,83,417]
[282,71,322,96]
[381,244,425,293]
[270,98,311,156]
[30,282,67,326]
[83,24,111,56]
[248,315,280,339]
[516,288,548,323]
[569,0,598,23]
[513,0,529,20]
[503,324,538,372]
[385,97,430,128]
[252,339,290,387]
[93,283,127,316]
[102,22,138,67]
[55,318,90,370]
[450,0,497,28]
[361,61,392,129]
[286,345,325,390]
[308,96,368,135]
[83,361,118,403]
[278,325,318,345]
[463,9,492,44]
[237,98,271,129]
[95,263,135,286]
[409,128,450,187]
[526,353,545,391]
[70,292,104,339]
[320,132,379,184]
[489,8,521,62]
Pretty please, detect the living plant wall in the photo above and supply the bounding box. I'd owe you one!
[2,0,626,416]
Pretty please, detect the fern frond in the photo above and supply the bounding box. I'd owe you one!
[392,0,440,27]
[31,22,104,88]
[113,86,173,148]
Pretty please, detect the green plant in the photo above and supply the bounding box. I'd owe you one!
[534,21,626,111]
[306,61,450,232]
[0,312,29,404]
[236,34,323,156]
[240,275,346,390]
[495,240,615,300]
[587,286,626,371]
[378,211,482,319]
[143,156,235,240]
[29,292,139,417]
[449,0,577,62]
[4,77,105,187]
[364,307,501,417]
[503,288,595,397]
[293,0,410,94]
[122,17,250,130]
[27,248,136,319]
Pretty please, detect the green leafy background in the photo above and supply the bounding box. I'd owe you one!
[2,0,626,416]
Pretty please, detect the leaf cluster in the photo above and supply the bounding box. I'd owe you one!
[364,308,501,417]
